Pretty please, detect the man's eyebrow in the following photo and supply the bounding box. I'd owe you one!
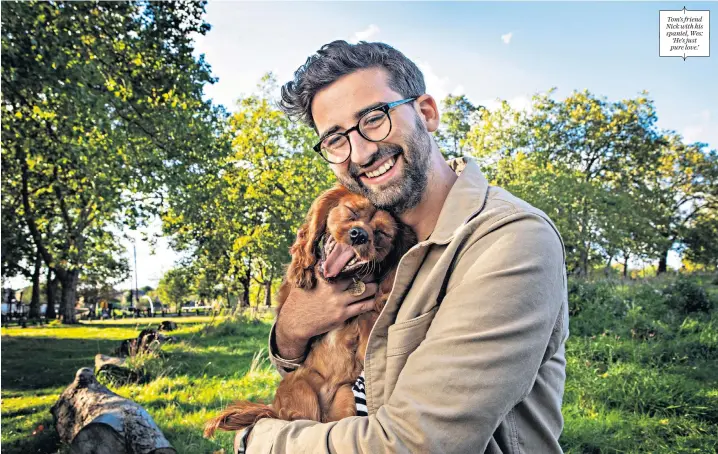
[355,101,385,120]
[318,101,386,142]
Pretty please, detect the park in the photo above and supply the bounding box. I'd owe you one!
[2,2,717,453]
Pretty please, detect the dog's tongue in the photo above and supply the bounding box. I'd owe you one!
[323,241,356,278]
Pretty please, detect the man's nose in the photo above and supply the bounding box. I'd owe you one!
[348,130,377,167]
[349,227,369,246]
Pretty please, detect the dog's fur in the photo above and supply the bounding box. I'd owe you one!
[204,184,416,437]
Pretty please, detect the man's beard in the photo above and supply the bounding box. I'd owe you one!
[337,116,432,215]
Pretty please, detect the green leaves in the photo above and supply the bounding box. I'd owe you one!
[465,89,716,275]
[436,94,481,160]
[162,74,334,304]
[1,0,225,321]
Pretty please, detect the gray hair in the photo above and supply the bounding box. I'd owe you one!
[279,40,426,130]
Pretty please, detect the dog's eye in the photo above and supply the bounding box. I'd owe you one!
[345,205,359,219]
[374,229,385,237]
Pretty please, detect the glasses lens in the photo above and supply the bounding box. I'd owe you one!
[321,133,350,163]
[360,110,390,141]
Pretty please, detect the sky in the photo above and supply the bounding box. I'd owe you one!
[8,1,715,290]
[123,1,718,289]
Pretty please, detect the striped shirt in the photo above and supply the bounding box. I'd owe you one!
[352,370,368,416]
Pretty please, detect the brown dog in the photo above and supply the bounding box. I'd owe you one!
[204,184,416,436]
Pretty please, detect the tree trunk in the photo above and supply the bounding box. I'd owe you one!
[29,251,42,319]
[241,267,251,308]
[604,255,614,277]
[264,276,273,308]
[95,354,150,385]
[623,254,630,279]
[51,368,175,454]
[60,268,80,324]
[576,197,590,277]
[658,248,669,274]
[576,247,589,277]
[95,354,128,371]
[46,268,58,320]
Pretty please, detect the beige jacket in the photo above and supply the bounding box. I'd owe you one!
[248,156,569,453]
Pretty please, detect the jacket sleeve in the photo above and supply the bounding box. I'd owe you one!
[247,213,567,453]
[267,321,305,377]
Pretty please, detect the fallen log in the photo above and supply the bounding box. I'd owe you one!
[95,353,127,370]
[115,328,177,358]
[51,367,175,454]
[94,354,150,385]
[158,320,178,332]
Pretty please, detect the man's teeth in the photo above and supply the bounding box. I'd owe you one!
[365,157,396,179]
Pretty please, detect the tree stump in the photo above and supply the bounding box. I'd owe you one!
[158,320,178,332]
[94,354,150,385]
[95,354,128,370]
[51,368,175,454]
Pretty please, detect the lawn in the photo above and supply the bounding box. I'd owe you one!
[1,315,279,454]
[1,276,717,453]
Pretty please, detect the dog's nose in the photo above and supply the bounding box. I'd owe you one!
[349,227,369,245]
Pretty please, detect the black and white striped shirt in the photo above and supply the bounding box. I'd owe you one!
[352,370,368,416]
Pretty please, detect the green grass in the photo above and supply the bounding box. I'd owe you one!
[1,315,280,454]
[560,276,718,453]
[2,276,717,453]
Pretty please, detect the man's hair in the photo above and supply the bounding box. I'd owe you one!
[280,40,426,130]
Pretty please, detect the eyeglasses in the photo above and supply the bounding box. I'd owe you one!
[313,97,417,164]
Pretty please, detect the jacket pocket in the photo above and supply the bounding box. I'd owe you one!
[384,306,439,399]
[386,306,439,357]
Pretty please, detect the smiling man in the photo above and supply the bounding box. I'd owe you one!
[240,40,569,453]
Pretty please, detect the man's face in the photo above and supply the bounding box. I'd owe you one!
[311,68,433,215]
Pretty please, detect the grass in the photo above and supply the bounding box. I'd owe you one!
[1,314,280,454]
[2,276,717,453]
[560,275,718,453]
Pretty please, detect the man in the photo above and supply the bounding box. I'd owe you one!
[240,40,569,453]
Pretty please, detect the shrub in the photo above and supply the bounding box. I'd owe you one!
[568,279,625,336]
[623,305,669,340]
[664,276,715,314]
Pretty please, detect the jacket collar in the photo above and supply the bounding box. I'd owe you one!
[423,156,490,245]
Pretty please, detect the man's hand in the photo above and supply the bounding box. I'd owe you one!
[275,276,378,360]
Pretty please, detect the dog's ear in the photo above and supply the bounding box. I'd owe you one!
[288,184,349,288]
[384,221,418,269]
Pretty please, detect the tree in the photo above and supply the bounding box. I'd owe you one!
[2,1,226,322]
[466,89,666,275]
[642,136,718,273]
[162,74,333,309]
[157,268,191,313]
[78,233,130,316]
[436,94,481,159]
[681,208,718,269]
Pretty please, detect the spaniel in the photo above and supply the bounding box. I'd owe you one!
[204,184,416,436]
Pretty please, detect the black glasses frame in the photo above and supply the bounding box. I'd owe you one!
[313,97,418,164]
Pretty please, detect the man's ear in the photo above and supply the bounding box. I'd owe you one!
[416,94,440,133]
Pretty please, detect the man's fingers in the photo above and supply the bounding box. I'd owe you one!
[345,297,376,318]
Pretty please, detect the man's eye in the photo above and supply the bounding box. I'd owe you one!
[362,113,385,127]
[325,135,345,148]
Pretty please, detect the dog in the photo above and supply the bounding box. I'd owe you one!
[204,184,416,437]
